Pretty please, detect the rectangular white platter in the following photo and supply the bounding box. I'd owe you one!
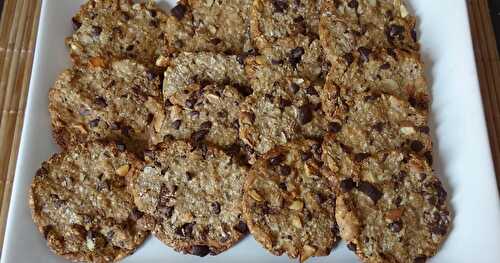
[2,0,500,262]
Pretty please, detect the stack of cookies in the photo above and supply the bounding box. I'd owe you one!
[28,0,451,262]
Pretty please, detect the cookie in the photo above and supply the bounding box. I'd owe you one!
[242,139,338,262]
[320,49,430,122]
[129,140,249,256]
[49,59,163,154]
[240,58,328,157]
[67,0,168,69]
[162,52,250,99]
[163,0,253,54]
[250,0,327,80]
[325,92,432,159]
[319,0,419,64]
[151,83,243,150]
[322,135,450,263]
[29,142,148,262]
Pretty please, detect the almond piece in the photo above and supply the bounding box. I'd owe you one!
[291,215,302,228]
[289,200,304,211]
[115,164,130,176]
[300,245,317,263]
[248,189,264,202]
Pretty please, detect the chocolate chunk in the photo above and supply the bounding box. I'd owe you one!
[379,63,391,70]
[176,223,195,237]
[146,70,157,81]
[328,122,342,133]
[272,0,288,13]
[347,0,358,9]
[344,52,354,65]
[172,120,182,130]
[269,154,285,166]
[72,17,82,31]
[409,96,429,110]
[347,242,357,251]
[418,126,431,134]
[298,104,313,125]
[279,165,291,176]
[186,171,195,181]
[185,96,197,109]
[94,96,107,107]
[88,118,100,128]
[410,140,424,152]
[424,151,433,165]
[79,107,91,116]
[311,143,322,155]
[234,221,248,233]
[289,83,300,93]
[92,26,102,36]
[129,208,144,221]
[340,178,356,192]
[289,47,305,67]
[265,93,274,101]
[149,9,158,17]
[96,180,109,192]
[300,151,312,161]
[211,202,221,214]
[434,181,447,206]
[388,220,403,233]
[278,182,287,191]
[191,245,211,257]
[358,181,383,203]
[121,125,131,137]
[358,47,371,62]
[171,4,187,20]
[234,84,253,97]
[116,142,126,151]
[191,129,209,145]
[210,38,222,45]
[413,256,427,263]
[293,16,307,34]
[306,86,319,96]
[354,153,370,162]
[279,98,292,109]
[373,122,384,132]
[411,29,418,42]
[190,110,200,118]
[271,59,284,65]
[200,121,212,131]
[387,24,405,40]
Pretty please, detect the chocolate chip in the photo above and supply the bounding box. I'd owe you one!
[92,26,102,36]
[311,143,322,155]
[372,122,384,132]
[171,4,187,20]
[340,178,356,192]
[211,202,221,214]
[434,182,447,206]
[279,98,292,109]
[268,154,285,166]
[150,19,159,27]
[409,96,429,110]
[358,181,383,203]
[190,110,200,118]
[344,52,354,65]
[272,0,288,13]
[191,245,211,257]
[234,221,248,233]
[306,86,319,96]
[424,151,433,165]
[210,38,222,45]
[185,96,197,109]
[234,84,253,97]
[413,256,427,263]
[418,126,431,134]
[358,47,371,62]
[72,17,82,31]
[279,165,291,176]
[347,0,358,9]
[328,122,342,133]
[264,93,274,102]
[300,151,312,161]
[387,47,397,58]
[146,70,157,81]
[387,24,405,40]
[200,121,212,130]
[289,47,305,67]
[379,63,391,70]
[88,118,100,128]
[278,182,287,191]
[186,171,195,181]
[293,16,307,34]
[176,223,195,237]
[411,29,418,42]
[347,242,357,251]
[271,59,284,65]
[96,180,109,192]
[172,120,182,130]
[388,220,403,233]
[94,97,107,107]
[410,140,424,152]
[165,99,173,107]
[121,125,131,137]
[298,104,314,125]
[431,220,448,235]
[116,142,126,151]
[191,129,209,146]
[129,208,144,221]
[289,83,300,93]
[354,153,370,162]
[79,107,91,116]
[149,9,158,17]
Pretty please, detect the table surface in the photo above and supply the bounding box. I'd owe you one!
[0,0,499,253]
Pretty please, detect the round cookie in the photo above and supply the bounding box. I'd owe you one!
[162,52,250,99]
[29,142,148,263]
[319,0,419,64]
[49,59,163,155]
[129,140,249,256]
[239,59,328,158]
[323,92,433,158]
[164,0,253,54]
[67,0,169,69]
[322,135,451,263]
[242,139,338,262]
[151,83,243,150]
[250,0,327,80]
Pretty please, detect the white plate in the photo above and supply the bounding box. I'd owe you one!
[2,0,500,262]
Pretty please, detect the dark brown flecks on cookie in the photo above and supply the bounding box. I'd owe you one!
[129,140,248,256]
[48,59,163,155]
[242,140,338,262]
[322,135,451,263]
[29,142,148,262]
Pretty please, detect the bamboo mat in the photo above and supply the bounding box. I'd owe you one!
[0,0,499,250]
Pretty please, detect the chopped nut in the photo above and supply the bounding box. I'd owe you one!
[291,215,302,228]
[400,4,409,18]
[89,57,106,68]
[248,189,264,202]
[289,200,304,211]
[72,124,88,134]
[385,208,403,221]
[154,111,165,132]
[115,164,130,176]
[300,245,316,263]
[400,126,415,135]
[155,55,169,67]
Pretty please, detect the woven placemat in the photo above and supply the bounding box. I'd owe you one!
[0,0,498,250]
